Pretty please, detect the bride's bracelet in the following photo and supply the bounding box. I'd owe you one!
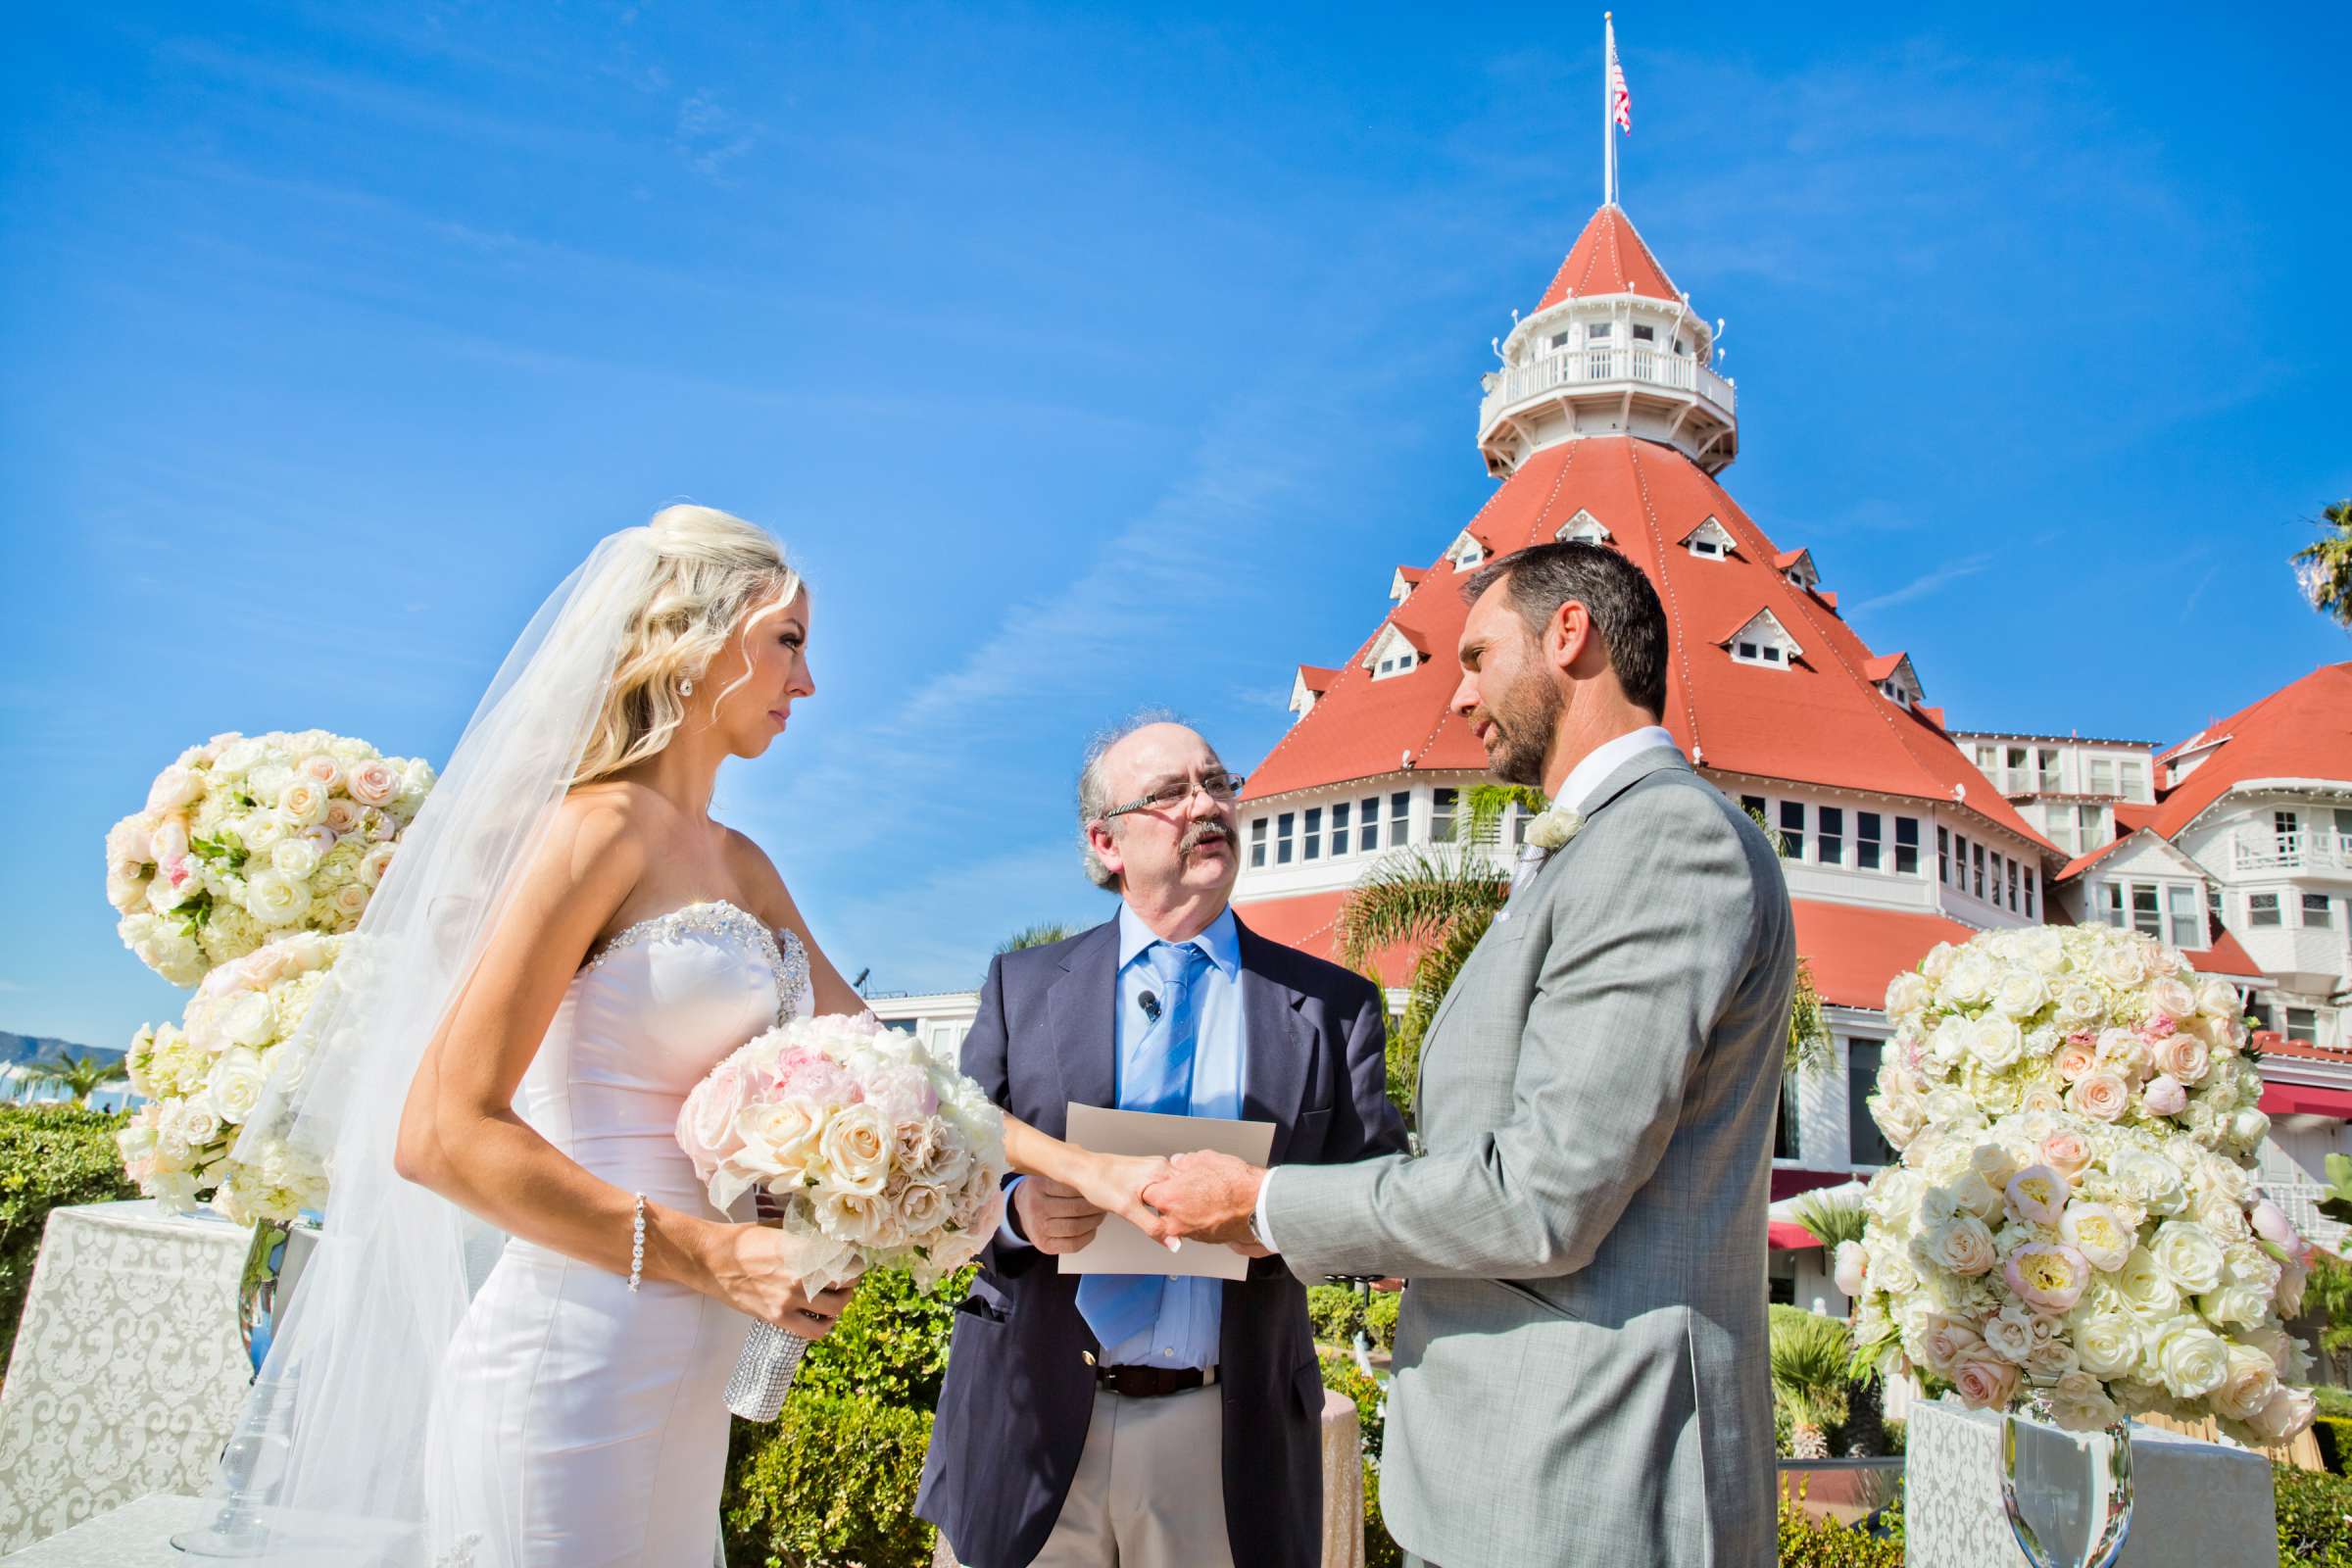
[628,1193,647,1293]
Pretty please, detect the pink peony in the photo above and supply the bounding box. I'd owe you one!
[2251,1200,2301,1251]
[1834,1240,1869,1298]
[2005,1165,2069,1228]
[2004,1243,2091,1313]
[2140,1075,2187,1117]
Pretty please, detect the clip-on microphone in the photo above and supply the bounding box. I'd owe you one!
[1138,991,1162,1023]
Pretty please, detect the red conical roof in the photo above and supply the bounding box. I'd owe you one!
[1244,435,2055,855]
[1534,204,1683,311]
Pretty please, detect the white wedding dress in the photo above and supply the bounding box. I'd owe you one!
[424,900,812,1567]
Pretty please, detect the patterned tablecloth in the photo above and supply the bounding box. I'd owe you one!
[0,1202,255,1555]
[1905,1396,2278,1568]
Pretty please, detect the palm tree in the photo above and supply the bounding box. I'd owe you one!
[2292,499,2352,629]
[1788,1191,1887,1455]
[1769,1303,1852,1460]
[22,1052,127,1107]
[1786,956,1830,1077]
[1336,843,1511,1117]
[995,923,1077,956]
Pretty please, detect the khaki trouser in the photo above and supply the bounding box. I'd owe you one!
[945,1384,1233,1568]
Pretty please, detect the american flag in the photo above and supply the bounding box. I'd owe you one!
[1606,18,1632,133]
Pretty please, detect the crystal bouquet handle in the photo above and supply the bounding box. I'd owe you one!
[724,1320,812,1422]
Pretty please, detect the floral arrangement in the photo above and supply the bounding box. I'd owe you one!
[116,932,339,1224]
[1845,924,2317,1446]
[105,730,434,985]
[676,1010,1007,1291]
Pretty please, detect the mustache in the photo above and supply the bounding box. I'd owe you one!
[1179,821,1234,852]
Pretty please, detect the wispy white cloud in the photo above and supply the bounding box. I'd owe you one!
[1848,553,1994,614]
[673,91,761,183]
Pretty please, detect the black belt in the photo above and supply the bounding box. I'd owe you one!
[1095,1362,1219,1398]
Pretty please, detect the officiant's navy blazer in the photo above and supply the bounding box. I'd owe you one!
[915,912,1405,1568]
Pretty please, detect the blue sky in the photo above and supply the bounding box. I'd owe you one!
[4,2,2347,1053]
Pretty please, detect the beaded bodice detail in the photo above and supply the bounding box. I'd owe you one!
[581,899,810,1027]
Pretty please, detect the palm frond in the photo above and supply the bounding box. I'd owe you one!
[1787,956,1832,1076]
[2291,498,2352,629]
[1461,784,1548,846]
[1769,1305,1855,1425]
[1788,1190,1867,1251]
[1334,846,1509,971]
[995,923,1077,956]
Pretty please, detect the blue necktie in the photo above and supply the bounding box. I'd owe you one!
[1076,941,1209,1353]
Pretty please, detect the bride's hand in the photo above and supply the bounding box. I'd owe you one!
[1073,1152,1180,1246]
[710,1226,858,1339]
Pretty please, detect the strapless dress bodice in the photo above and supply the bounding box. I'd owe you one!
[514,900,813,1214]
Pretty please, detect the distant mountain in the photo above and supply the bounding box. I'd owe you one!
[1,1030,122,1069]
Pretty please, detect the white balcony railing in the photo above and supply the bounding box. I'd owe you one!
[2233,831,2352,872]
[1479,344,1736,433]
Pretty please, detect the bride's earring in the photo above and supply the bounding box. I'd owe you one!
[677,676,695,697]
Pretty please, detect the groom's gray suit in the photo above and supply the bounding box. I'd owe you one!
[1263,744,1795,1567]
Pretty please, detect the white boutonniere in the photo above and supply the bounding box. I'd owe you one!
[1524,808,1586,852]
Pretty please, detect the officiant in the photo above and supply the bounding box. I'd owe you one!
[916,714,1406,1568]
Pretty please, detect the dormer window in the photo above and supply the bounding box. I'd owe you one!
[1776,549,1820,593]
[1682,516,1738,560]
[1443,530,1487,571]
[1557,508,1612,547]
[1723,609,1803,669]
[1363,623,1424,681]
[1878,681,1911,708]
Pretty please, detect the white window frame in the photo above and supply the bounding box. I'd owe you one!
[1556,508,1612,546]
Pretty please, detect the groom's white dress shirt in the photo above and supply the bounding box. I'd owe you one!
[1251,724,1680,1252]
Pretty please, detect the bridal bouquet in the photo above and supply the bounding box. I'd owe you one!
[677,1010,1007,1420]
[1871,924,2267,1162]
[116,932,339,1224]
[105,729,434,985]
[1847,925,2316,1446]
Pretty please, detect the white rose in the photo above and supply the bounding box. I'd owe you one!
[1983,1305,2036,1364]
[2147,978,2198,1022]
[2108,1150,2186,1215]
[1886,971,1931,1019]
[2048,1370,2123,1433]
[1941,951,1999,1006]
[244,868,311,926]
[2198,1283,2268,1331]
[895,1180,952,1238]
[2113,1249,2182,1321]
[221,992,276,1049]
[2093,945,2142,989]
[2072,1312,2141,1378]
[206,1048,271,1125]
[2148,1220,2226,1295]
[271,838,322,879]
[2194,978,2240,1019]
[347,759,400,807]
[1971,1016,2027,1069]
[1991,969,2048,1020]
[2150,1317,2230,1399]
[817,1103,893,1197]
[2253,1385,2319,1444]
[147,764,204,809]
[1924,1213,1998,1276]
[243,812,290,851]
[329,884,369,922]
[278,780,330,826]
[297,754,345,791]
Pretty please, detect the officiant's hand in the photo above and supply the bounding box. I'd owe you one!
[1014,1175,1110,1254]
[1143,1151,1265,1247]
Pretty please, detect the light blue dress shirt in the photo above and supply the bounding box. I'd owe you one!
[1002,904,1248,1370]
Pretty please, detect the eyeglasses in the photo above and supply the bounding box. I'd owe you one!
[1099,771,1248,821]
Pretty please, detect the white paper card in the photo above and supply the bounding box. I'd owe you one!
[1055,1103,1276,1279]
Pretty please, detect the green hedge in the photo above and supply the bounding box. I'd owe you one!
[1,1104,135,1384]
[791,1264,969,1410]
[1307,1282,1368,1348]
[1366,1288,1400,1353]
[724,1394,936,1568]
[2278,1464,2352,1568]
[1778,1501,1905,1567]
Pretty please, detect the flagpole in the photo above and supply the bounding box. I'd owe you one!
[1603,12,1615,207]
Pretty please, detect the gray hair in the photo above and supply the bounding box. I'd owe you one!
[1076,707,1186,890]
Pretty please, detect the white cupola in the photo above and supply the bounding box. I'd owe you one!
[1478,204,1738,480]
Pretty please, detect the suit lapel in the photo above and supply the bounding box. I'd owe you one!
[1048,920,1120,1131]
[1235,922,1312,1167]
[1411,746,1693,1118]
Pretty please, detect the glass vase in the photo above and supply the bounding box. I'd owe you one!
[1999,1389,2133,1568]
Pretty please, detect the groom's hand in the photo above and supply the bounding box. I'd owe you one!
[1143,1152,1265,1247]
[1013,1176,1106,1254]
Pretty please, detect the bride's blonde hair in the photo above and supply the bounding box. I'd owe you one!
[572,505,802,786]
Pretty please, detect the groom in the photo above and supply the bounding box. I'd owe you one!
[917,716,1405,1568]
[1147,542,1797,1567]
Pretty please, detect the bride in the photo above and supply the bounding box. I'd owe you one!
[207,506,1167,1566]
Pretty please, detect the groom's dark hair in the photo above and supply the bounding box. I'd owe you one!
[1462,542,1670,718]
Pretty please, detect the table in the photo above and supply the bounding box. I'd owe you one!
[0,1494,204,1567]
[0,1202,257,1554]
[1904,1396,2278,1567]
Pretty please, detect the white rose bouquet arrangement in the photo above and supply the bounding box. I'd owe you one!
[115,932,339,1225]
[1872,924,2266,1162]
[676,1010,1007,1420]
[1847,925,2316,1446]
[105,729,434,985]
[1847,1108,2316,1445]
